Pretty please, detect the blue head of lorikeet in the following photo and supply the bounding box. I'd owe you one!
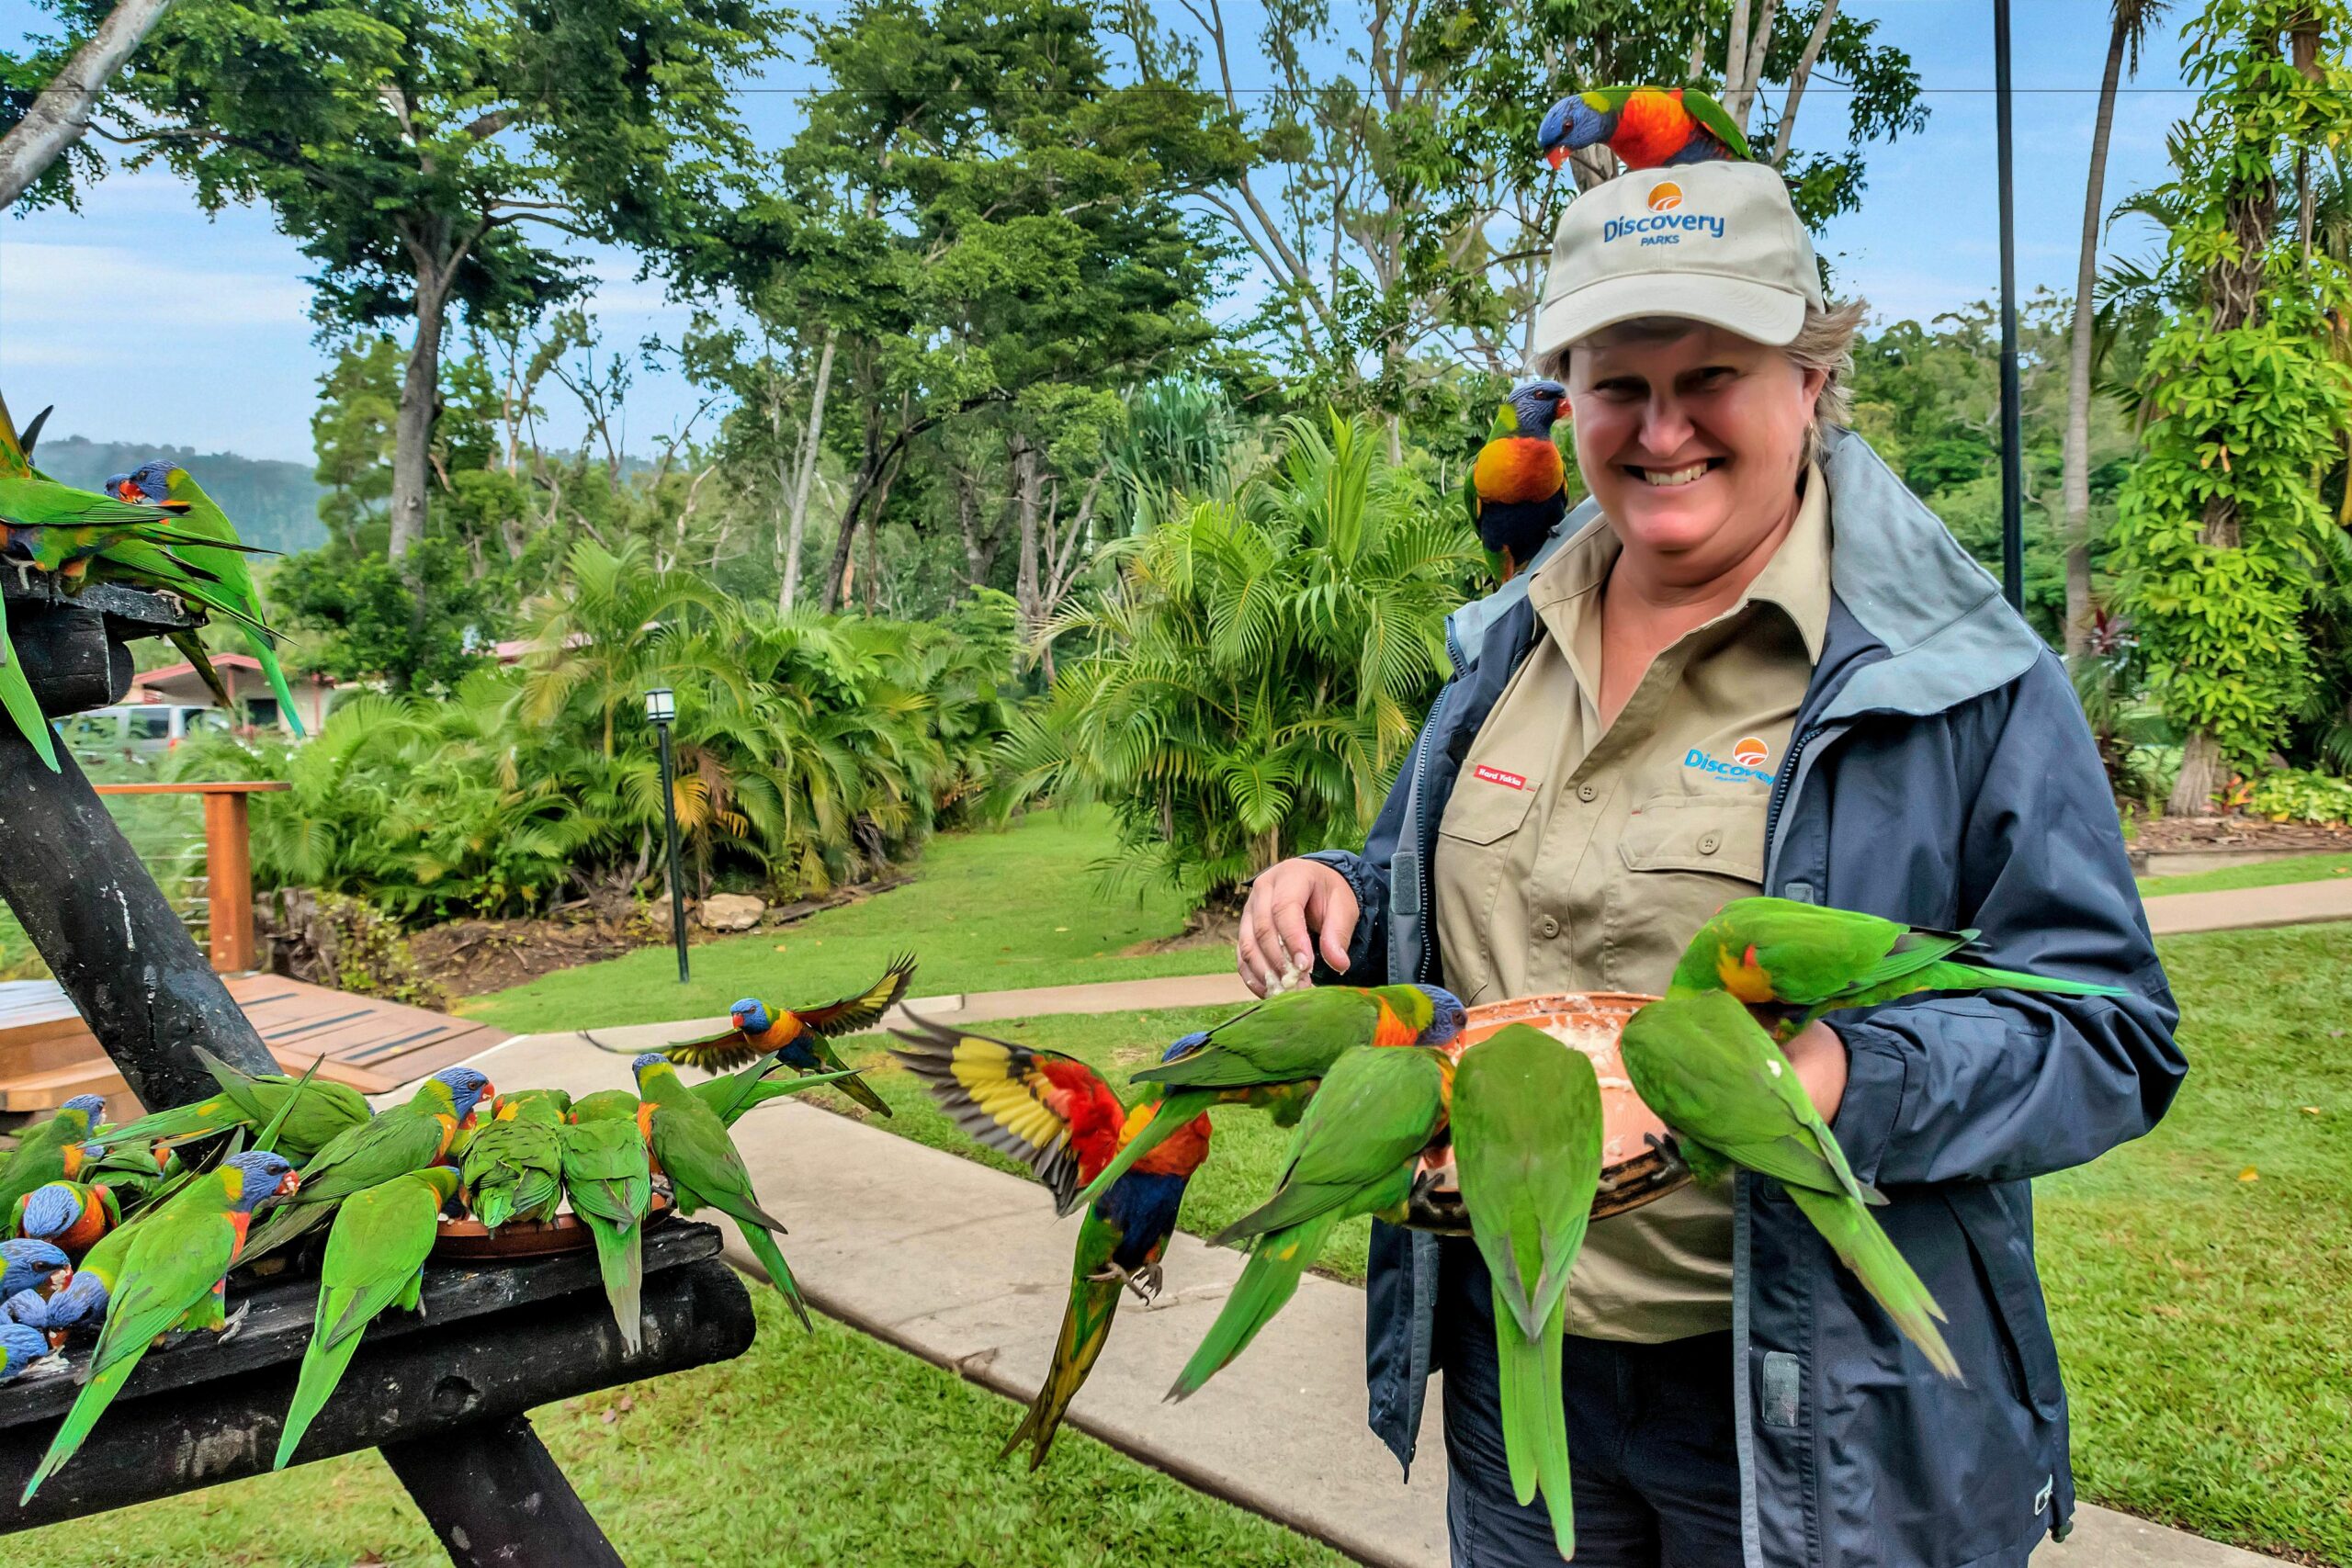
[1415,984,1469,1045]
[223,1150,300,1212]
[429,1066,493,1123]
[42,1270,104,1331]
[2,1289,66,1351]
[61,1096,107,1122]
[1540,95,1613,167]
[630,1053,669,1077]
[0,1240,70,1298]
[0,1322,51,1379]
[1507,380,1567,437]
[729,998,774,1034]
[17,1185,83,1243]
[107,462,179,507]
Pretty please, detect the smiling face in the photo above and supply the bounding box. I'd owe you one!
[1560,321,1823,582]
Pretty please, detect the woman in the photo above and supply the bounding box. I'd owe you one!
[1238,161,2185,1567]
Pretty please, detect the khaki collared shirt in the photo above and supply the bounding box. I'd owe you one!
[1432,467,1831,1341]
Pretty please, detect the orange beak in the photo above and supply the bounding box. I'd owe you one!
[46,1268,69,1294]
[44,1329,66,1350]
[1545,145,1569,171]
[276,1170,303,1198]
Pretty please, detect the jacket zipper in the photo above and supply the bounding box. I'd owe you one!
[1762,721,1826,883]
[1410,623,1472,984]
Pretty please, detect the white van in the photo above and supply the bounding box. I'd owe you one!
[60,704,234,763]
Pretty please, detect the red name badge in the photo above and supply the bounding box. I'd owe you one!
[1473,764,1527,791]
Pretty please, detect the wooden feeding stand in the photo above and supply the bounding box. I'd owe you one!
[0,576,753,1562]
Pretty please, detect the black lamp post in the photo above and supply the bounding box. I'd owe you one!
[646,686,689,983]
[1994,0,2026,613]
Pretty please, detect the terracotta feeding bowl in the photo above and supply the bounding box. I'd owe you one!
[1406,992,1690,1235]
[430,1192,674,1261]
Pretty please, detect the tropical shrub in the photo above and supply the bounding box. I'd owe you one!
[173,540,1023,923]
[2243,766,2352,824]
[1001,411,1478,908]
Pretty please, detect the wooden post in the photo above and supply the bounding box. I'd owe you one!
[202,789,254,973]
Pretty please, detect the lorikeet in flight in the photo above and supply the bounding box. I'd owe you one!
[23,1150,300,1500]
[604,953,916,1117]
[0,1238,70,1300]
[1464,380,1569,581]
[460,1092,566,1230]
[1539,85,1752,171]
[1452,1024,1604,1559]
[107,460,305,736]
[0,1321,53,1382]
[686,1059,873,1127]
[98,1047,373,1163]
[9,1181,120,1258]
[1620,990,1959,1379]
[1070,982,1466,1213]
[561,1096,655,1352]
[1667,896,2129,1039]
[1170,1043,1453,1401]
[239,1066,492,1263]
[274,1166,460,1470]
[629,1054,812,1329]
[889,1019,1214,1469]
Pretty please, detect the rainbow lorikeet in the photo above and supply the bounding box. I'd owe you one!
[239,1066,492,1263]
[1668,896,2129,1039]
[0,1095,110,1213]
[9,1181,120,1258]
[604,954,916,1117]
[1539,85,1752,172]
[2,1285,63,1339]
[1620,990,1959,1378]
[0,1238,70,1300]
[23,1150,299,1499]
[460,1092,566,1230]
[274,1166,460,1470]
[1452,1024,1605,1559]
[1464,381,1569,581]
[98,1047,374,1163]
[107,460,304,735]
[1070,983,1465,1214]
[1171,1044,1453,1401]
[687,1060,872,1127]
[0,1321,54,1381]
[629,1055,812,1329]
[561,1096,655,1352]
[888,1019,1215,1469]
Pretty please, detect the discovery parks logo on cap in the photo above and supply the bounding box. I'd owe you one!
[1535,161,1825,356]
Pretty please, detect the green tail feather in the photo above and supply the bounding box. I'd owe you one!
[1002,1273,1120,1470]
[579,1208,643,1352]
[23,1341,146,1500]
[473,1183,515,1231]
[166,631,235,711]
[0,594,60,773]
[274,1314,367,1470]
[735,1220,811,1332]
[245,630,304,737]
[96,1094,238,1148]
[1494,1286,1574,1557]
[1069,1090,1214,1213]
[1170,1213,1337,1401]
[511,1170,560,1224]
[1909,960,2128,998]
[1788,1185,1960,1381]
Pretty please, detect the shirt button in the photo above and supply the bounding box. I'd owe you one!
[1540,915,1561,939]
[1699,831,1722,854]
[1577,783,1598,803]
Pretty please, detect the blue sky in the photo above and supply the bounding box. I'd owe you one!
[0,0,2195,464]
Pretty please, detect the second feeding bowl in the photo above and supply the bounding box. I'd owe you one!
[1406,992,1689,1235]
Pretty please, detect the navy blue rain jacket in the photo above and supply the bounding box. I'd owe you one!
[1303,427,2186,1568]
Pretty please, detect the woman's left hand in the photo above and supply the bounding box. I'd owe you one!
[1782,1020,1849,1122]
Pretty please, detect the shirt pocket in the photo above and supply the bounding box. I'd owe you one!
[1432,773,1540,1003]
[1605,795,1769,990]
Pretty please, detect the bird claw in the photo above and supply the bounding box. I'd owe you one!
[213,1302,249,1346]
[1085,1261,1164,1304]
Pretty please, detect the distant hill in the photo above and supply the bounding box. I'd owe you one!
[33,435,328,555]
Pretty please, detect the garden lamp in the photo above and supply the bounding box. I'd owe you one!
[646,687,689,983]
[1994,0,2024,612]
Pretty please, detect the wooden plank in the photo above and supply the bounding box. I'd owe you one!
[87,783,290,796]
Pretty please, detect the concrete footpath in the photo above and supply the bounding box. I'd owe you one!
[456,1023,2290,1568]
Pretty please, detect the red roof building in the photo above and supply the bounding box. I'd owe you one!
[130,654,335,735]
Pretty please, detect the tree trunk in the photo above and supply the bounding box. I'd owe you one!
[779,326,838,613]
[2167,728,2225,818]
[2062,15,2129,658]
[0,0,177,209]
[1012,438,1044,636]
[1770,0,1840,164]
[389,255,452,566]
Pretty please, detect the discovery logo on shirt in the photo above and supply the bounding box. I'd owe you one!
[1684,736,1773,785]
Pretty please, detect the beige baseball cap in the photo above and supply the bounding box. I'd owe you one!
[1532,161,1825,358]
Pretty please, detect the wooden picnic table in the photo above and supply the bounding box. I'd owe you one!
[0,577,751,1563]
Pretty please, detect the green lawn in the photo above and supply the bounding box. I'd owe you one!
[461,809,1234,1035]
[0,1292,1341,1568]
[2136,849,2352,898]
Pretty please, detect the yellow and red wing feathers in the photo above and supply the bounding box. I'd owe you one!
[888,1016,1123,1213]
[793,953,919,1038]
[1472,436,1566,506]
[658,1025,762,1074]
[1611,87,1698,168]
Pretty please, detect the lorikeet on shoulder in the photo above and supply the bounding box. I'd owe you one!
[1464,381,1569,581]
[1539,85,1752,171]
[889,1019,1214,1468]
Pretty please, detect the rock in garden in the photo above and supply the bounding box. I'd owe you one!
[697,894,765,932]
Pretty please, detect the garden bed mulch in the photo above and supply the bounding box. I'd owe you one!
[2132,814,2352,855]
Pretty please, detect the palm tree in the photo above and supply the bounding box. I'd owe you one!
[2062,0,2171,657]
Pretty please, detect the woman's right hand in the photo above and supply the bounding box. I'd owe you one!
[1237,859,1361,997]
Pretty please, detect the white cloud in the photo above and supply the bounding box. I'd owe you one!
[0,241,313,328]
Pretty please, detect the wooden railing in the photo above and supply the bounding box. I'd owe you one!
[88,782,289,973]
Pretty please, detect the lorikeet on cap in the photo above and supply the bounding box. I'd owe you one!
[1539,85,1751,172]
[1465,381,1569,581]
[889,1019,1213,1468]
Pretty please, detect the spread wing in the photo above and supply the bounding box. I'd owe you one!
[888,1015,1123,1214]
[659,1030,762,1073]
[794,953,918,1038]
